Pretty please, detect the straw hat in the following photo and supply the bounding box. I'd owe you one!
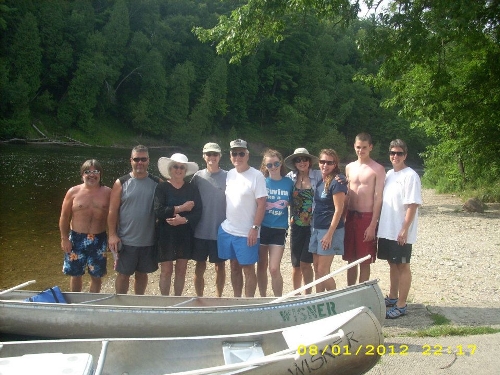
[158,153,199,179]
[284,148,319,170]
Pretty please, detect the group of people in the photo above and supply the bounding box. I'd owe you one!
[59,134,422,319]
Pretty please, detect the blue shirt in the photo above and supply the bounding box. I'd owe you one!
[262,176,294,229]
[312,179,347,230]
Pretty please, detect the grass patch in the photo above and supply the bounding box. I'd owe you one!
[408,325,500,337]
[404,310,500,337]
[430,312,451,326]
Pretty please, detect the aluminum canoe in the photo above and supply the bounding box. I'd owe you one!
[0,306,383,375]
[0,280,385,339]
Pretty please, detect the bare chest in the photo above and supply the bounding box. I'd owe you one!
[72,194,109,212]
[349,165,376,190]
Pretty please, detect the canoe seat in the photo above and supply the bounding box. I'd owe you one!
[222,341,264,365]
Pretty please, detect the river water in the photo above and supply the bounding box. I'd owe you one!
[0,144,240,291]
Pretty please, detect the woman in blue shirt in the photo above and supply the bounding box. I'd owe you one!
[257,149,294,297]
[309,149,347,292]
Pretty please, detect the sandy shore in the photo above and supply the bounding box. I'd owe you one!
[100,189,500,309]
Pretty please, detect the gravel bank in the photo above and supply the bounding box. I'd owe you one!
[101,189,500,309]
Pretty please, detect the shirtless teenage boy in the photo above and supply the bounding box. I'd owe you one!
[59,160,111,292]
[344,133,386,285]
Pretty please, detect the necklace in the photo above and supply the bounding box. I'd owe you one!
[298,173,308,189]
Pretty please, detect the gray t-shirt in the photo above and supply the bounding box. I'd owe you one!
[118,173,159,246]
[191,168,227,240]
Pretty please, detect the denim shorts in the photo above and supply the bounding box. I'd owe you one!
[309,227,344,256]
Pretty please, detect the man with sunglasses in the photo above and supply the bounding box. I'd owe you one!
[108,145,161,295]
[59,159,111,292]
[218,139,267,297]
[343,133,386,286]
[190,143,228,297]
[378,139,422,319]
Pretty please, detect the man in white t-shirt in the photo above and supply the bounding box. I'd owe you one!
[218,139,267,297]
[377,139,423,319]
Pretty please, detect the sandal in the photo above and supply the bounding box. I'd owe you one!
[386,305,407,319]
[385,296,398,307]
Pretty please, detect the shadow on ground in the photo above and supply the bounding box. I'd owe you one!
[382,304,500,337]
[428,306,500,327]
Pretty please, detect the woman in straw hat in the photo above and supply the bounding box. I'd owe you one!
[154,153,202,296]
[284,148,322,294]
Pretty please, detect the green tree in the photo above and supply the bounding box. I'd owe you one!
[36,1,73,109]
[130,48,167,135]
[168,61,196,143]
[102,0,130,104]
[57,33,109,133]
[194,0,359,63]
[180,58,228,146]
[359,0,500,190]
[1,11,42,136]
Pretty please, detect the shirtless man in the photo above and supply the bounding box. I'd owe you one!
[343,133,386,285]
[59,159,111,292]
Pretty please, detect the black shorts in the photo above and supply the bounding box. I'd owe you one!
[290,224,313,267]
[191,238,226,263]
[260,226,287,246]
[115,244,158,275]
[377,238,412,264]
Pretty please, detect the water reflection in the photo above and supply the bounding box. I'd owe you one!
[0,144,250,291]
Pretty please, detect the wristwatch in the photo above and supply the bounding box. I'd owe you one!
[251,225,260,230]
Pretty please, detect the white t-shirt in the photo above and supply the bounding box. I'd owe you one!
[221,167,267,237]
[377,167,423,244]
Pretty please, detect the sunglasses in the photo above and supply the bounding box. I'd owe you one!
[171,164,186,170]
[319,160,335,166]
[231,151,247,157]
[389,151,405,157]
[205,152,220,157]
[132,157,149,163]
[83,170,100,175]
[294,157,309,163]
[266,161,281,169]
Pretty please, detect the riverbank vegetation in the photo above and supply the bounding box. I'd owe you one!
[1,1,498,201]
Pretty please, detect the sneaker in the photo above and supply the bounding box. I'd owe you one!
[385,296,398,307]
[386,305,407,319]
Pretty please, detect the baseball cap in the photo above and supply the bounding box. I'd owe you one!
[229,139,247,149]
[203,142,221,153]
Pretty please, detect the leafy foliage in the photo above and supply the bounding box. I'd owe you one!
[359,0,500,190]
[1,0,421,168]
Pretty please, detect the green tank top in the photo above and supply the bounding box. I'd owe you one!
[291,187,314,226]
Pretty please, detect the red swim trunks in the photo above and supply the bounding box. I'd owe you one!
[343,210,377,264]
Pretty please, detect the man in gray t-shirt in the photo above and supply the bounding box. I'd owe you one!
[108,145,160,295]
[190,143,227,297]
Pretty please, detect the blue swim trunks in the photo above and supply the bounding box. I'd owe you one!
[62,230,107,277]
